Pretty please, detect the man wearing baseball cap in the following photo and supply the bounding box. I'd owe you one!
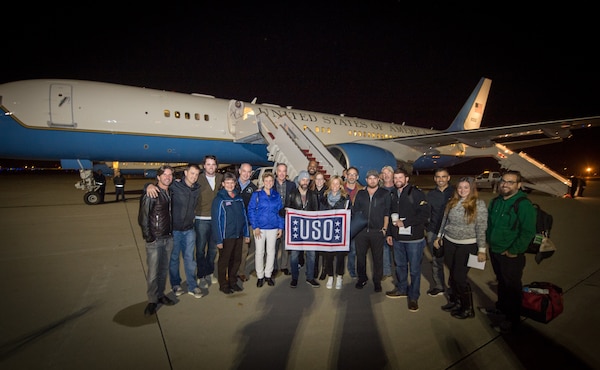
[352,169,391,292]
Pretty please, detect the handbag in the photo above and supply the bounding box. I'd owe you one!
[433,210,449,258]
[433,241,444,258]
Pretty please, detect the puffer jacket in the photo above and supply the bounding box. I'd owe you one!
[138,188,172,242]
[248,189,285,230]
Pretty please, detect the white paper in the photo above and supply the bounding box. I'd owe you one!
[397,218,412,235]
[467,254,485,270]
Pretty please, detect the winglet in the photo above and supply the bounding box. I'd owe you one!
[445,77,492,132]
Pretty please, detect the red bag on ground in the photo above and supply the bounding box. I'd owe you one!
[521,282,564,323]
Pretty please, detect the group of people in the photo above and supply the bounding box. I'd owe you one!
[138,159,536,335]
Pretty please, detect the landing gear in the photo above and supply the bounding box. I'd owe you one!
[84,191,101,205]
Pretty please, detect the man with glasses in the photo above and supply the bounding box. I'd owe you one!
[425,168,454,297]
[482,170,536,334]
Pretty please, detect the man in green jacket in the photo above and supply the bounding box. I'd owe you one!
[483,170,536,334]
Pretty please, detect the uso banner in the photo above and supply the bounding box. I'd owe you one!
[285,208,350,252]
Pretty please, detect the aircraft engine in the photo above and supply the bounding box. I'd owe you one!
[328,143,396,185]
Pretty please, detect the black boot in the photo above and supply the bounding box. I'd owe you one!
[441,295,460,312]
[451,285,475,319]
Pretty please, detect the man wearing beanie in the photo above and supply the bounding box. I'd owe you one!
[283,170,320,288]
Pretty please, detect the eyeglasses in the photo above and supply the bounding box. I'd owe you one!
[500,179,517,185]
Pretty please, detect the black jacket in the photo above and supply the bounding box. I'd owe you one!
[388,184,430,241]
[138,187,172,243]
[284,188,319,211]
[352,187,391,232]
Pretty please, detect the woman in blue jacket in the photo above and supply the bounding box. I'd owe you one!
[248,172,284,287]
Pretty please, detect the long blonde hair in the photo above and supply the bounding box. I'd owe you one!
[445,177,479,224]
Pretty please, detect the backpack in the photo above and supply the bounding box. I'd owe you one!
[491,196,555,263]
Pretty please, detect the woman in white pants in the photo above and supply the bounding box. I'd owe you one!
[248,172,284,287]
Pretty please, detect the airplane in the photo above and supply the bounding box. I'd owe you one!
[1,77,599,204]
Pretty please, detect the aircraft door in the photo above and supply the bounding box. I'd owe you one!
[49,83,75,127]
[227,99,260,141]
[228,99,244,136]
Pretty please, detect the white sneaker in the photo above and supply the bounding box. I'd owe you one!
[173,285,184,297]
[188,287,203,299]
[209,274,218,284]
[199,278,208,289]
[326,276,334,289]
[335,275,343,290]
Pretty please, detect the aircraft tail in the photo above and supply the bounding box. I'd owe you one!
[445,77,492,132]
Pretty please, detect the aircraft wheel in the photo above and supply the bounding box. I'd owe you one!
[84,191,101,205]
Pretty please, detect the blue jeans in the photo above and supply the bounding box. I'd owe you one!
[426,231,446,291]
[195,219,217,278]
[383,242,392,276]
[146,236,173,303]
[170,229,198,291]
[290,250,315,281]
[393,238,426,301]
[347,239,357,278]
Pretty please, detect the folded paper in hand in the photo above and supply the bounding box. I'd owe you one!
[467,254,485,270]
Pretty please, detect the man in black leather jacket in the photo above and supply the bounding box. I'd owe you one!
[138,165,175,316]
[283,170,320,288]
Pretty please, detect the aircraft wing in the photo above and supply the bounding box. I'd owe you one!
[370,116,600,151]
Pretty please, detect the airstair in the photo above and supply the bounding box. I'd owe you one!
[255,112,345,182]
[494,143,571,197]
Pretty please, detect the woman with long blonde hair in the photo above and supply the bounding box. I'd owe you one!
[434,177,487,319]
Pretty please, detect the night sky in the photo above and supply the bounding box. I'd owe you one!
[2,4,598,175]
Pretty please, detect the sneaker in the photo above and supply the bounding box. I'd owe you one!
[326,276,334,289]
[306,279,320,288]
[408,299,419,312]
[492,320,513,334]
[355,278,367,289]
[290,279,298,288]
[188,287,203,299]
[198,277,208,289]
[385,289,408,298]
[479,307,504,316]
[173,286,185,297]
[144,303,157,316]
[158,296,175,306]
[209,274,218,284]
[427,288,444,297]
[335,276,343,290]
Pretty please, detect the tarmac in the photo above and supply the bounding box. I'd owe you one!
[0,172,598,370]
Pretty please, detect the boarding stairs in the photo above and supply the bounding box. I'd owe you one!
[494,143,571,197]
[255,112,345,182]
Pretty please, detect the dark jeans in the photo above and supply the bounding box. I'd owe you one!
[490,251,526,325]
[354,230,385,284]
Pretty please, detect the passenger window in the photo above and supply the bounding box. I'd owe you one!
[163,109,170,118]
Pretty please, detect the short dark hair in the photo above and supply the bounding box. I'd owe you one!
[394,167,410,176]
[503,170,522,182]
[157,165,174,177]
[433,168,449,176]
[203,155,218,166]
[223,171,237,182]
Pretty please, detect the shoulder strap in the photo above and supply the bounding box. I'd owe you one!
[510,196,531,230]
